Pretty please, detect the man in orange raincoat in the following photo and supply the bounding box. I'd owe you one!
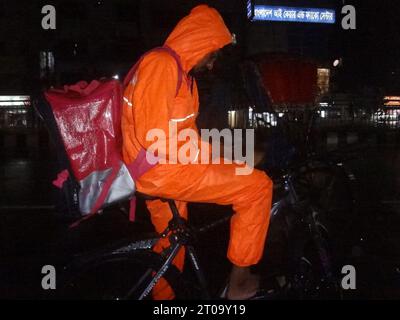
[122,4,273,300]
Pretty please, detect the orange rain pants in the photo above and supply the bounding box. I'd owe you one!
[122,5,273,299]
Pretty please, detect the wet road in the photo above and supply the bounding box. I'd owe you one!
[1,133,400,299]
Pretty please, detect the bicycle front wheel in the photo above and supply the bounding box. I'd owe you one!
[287,206,344,300]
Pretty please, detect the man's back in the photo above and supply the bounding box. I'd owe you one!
[121,5,232,164]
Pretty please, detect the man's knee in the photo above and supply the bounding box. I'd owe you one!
[252,171,273,224]
[252,169,273,192]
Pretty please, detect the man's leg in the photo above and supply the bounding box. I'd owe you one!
[146,200,187,300]
[137,162,273,299]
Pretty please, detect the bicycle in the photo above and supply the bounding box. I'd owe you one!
[53,156,347,300]
[33,92,355,300]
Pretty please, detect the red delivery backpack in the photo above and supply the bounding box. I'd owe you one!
[43,46,184,226]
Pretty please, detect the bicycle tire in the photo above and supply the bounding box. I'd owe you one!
[56,250,188,300]
[286,205,344,300]
[295,162,357,246]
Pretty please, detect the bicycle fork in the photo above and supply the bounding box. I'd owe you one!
[306,208,334,282]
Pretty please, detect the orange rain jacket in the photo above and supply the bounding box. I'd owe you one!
[122,5,273,300]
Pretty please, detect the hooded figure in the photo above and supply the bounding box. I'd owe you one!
[122,5,273,300]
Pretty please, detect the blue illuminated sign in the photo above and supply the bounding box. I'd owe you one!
[249,5,335,24]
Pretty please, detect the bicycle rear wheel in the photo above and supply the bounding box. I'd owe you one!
[58,250,184,300]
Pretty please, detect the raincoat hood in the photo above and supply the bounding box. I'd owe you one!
[164,5,233,72]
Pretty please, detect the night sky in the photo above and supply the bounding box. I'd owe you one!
[1,0,399,93]
[339,0,400,91]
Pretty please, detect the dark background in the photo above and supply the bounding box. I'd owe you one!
[1,0,400,300]
[1,0,399,93]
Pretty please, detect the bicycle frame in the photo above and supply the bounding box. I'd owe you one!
[122,199,211,300]
[62,157,352,300]
[130,173,301,300]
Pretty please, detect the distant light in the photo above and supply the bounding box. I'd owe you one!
[0,95,30,101]
[319,102,329,107]
[248,107,254,122]
[385,101,400,107]
[0,95,31,108]
[333,59,341,67]
[0,101,30,107]
[6,109,28,114]
[384,96,400,101]
[278,113,284,118]
[231,33,237,45]
[321,111,327,118]
[384,96,400,107]
[113,74,119,80]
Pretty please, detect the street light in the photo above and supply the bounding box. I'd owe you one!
[333,58,342,67]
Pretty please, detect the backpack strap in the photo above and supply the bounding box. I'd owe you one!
[162,45,184,97]
[69,155,121,229]
[123,46,185,97]
[53,170,70,189]
[126,147,159,222]
[90,157,121,215]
